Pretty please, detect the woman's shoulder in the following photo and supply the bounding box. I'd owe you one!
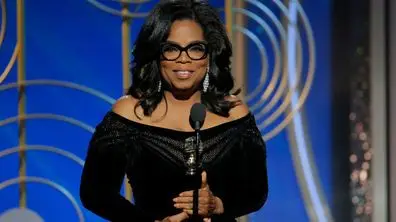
[111,95,141,122]
[226,95,250,120]
[93,95,142,131]
[223,95,261,134]
[90,95,145,139]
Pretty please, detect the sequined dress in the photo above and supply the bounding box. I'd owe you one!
[79,111,268,222]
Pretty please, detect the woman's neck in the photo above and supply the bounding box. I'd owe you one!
[164,90,201,106]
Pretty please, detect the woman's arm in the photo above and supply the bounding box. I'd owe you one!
[216,126,268,218]
[214,102,269,218]
[79,107,155,221]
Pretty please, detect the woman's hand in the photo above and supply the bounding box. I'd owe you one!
[173,171,224,218]
[155,211,189,222]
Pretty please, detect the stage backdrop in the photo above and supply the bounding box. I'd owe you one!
[0,0,332,221]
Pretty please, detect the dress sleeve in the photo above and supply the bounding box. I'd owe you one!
[79,112,155,222]
[215,117,268,219]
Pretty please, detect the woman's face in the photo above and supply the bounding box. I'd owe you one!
[160,19,209,93]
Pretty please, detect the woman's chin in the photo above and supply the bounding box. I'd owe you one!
[171,83,196,92]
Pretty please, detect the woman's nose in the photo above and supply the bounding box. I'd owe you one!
[177,51,191,63]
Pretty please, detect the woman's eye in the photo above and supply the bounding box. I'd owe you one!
[164,46,178,52]
[190,45,205,52]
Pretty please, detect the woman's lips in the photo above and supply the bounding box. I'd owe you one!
[173,70,194,79]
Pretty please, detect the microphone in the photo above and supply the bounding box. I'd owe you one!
[188,103,206,221]
[189,103,206,131]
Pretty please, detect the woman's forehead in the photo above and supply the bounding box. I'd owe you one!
[166,20,205,47]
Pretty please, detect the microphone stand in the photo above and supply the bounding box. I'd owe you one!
[184,128,202,221]
[188,103,206,222]
[190,128,201,222]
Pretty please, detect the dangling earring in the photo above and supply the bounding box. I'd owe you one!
[203,67,209,93]
[157,80,162,92]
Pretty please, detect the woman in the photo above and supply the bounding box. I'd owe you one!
[79,0,268,221]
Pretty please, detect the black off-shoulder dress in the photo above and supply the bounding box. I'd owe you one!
[79,111,268,222]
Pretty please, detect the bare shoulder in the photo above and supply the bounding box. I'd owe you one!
[226,95,250,120]
[111,95,140,121]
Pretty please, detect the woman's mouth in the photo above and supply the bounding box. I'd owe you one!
[173,70,194,79]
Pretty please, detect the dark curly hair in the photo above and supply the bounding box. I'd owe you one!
[128,0,240,117]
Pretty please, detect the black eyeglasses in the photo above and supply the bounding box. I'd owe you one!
[160,41,209,61]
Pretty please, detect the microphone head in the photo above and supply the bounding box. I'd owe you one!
[189,103,206,130]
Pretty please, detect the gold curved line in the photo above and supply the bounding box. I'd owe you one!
[236,0,290,109]
[231,4,303,127]
[16,0,27,209]
[277,2,319,221]
[231,25,269,104]
[262,65,312,141]
[0,79,116,104]
[231,8,281,112]
[236,0,309,140]
[0,43,19,85]
[87,0,149,18]
[0,145,85,166]
[262,3,316,142]
[0,176,85,222]
[264,1,333,222]
[294,3,333,220]
[225,0,232,38]
[232,3,306,134]
[121,3,131,94]
[258,36,304,125]
[237,1,304,122]
[0,145,132,201]
[0,0,6,47]
[0,114,95,133]
[254,28,303,120]
[286,115,320,221]
[232,9,274,103]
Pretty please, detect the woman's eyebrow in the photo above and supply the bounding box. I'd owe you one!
[163,40,207,47]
